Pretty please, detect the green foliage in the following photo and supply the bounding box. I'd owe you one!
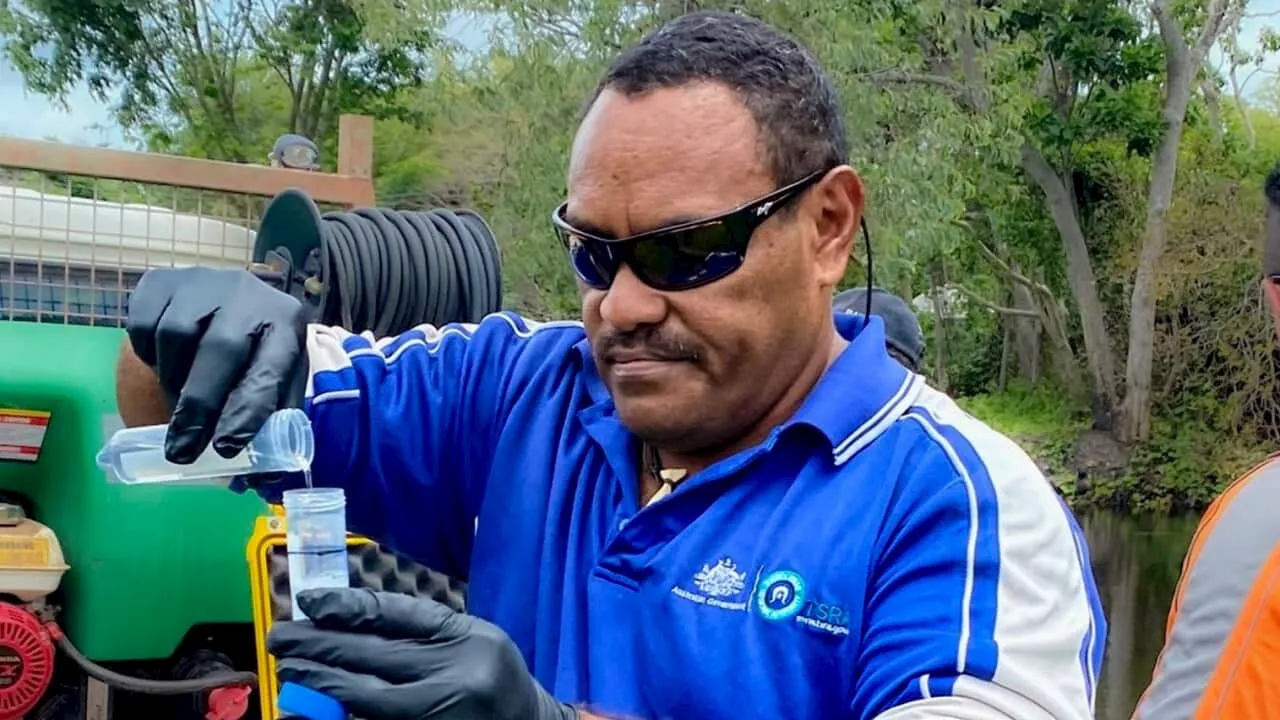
[1013,0,1167,155]
[5,0,1280,512]
[960,382,1089,495]
[919,305,1006,397]
[0,0,445,161]
[1110,416,1262,512]
[961,382,1089,445]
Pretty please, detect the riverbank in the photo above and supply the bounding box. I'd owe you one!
[958,385,1273,513]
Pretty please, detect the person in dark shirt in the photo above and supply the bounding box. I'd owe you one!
[833,287,925,371]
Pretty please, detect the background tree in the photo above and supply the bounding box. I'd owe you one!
[0,0,446,161]
[4,0,1280,511]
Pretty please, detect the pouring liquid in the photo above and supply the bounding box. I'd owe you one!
[284,479,347,621]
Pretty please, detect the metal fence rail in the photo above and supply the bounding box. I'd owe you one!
[0,172,267,326]
[0,116,375,327]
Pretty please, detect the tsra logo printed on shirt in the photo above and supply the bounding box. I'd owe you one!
[672,559,852,637]
[756,570,806,621]
[753,569,852,637]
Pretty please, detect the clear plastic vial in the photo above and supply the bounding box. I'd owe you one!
[96,409,314,485]
[283,487,349,621]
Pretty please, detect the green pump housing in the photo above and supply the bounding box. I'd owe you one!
[0,182,269,663]
[0,321,265,662]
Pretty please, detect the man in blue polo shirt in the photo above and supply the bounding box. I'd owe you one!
[115,11,1105,720]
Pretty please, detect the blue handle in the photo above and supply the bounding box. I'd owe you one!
[278,681,347,720]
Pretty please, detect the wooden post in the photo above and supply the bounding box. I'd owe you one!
[0,117,377,208]
[337,114,374,187]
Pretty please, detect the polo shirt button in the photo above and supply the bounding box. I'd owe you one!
[618,518,629,530]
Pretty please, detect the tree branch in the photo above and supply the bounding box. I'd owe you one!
[954,7,990,111]
[969,232,1041,291]
[954,285,1041,318]
[857,69,984,111]
[1194,0,1241,62]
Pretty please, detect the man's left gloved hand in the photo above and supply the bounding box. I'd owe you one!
[267,588,579,720]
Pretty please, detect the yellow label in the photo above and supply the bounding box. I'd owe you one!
[0,409,51,419]
[0,537,51,568]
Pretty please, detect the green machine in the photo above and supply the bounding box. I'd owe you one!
[0,186,266,719]
[0,166,501,719]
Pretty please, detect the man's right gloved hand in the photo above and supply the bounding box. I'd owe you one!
[126,267,308,465]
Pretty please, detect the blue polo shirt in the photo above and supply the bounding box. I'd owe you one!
[295,311,1106,720]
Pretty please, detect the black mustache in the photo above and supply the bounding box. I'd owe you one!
[595,328,700,363]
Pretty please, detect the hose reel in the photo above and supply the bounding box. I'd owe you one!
[250,188,503,337]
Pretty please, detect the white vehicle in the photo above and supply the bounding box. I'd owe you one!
[0,184,256,325]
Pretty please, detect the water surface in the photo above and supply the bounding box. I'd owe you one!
[1083,511,1200,720]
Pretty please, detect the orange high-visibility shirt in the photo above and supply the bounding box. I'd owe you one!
[1133,455,1280,719]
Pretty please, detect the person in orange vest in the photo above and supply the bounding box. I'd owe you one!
[1131,167,1280,718]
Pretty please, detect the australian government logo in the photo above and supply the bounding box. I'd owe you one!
[755,569,850,638]
[670,558,750,611]
[672,560,851,637]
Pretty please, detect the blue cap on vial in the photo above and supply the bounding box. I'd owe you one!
[278,681,347,720]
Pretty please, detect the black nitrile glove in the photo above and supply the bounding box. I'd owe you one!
[268,588,578,720]
[125,267,308,464]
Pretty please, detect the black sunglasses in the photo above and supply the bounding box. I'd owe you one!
[552,169,828,292]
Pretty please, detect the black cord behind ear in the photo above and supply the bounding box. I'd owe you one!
[860,217,873,320]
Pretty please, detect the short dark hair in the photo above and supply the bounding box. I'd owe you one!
[591,11,849,186]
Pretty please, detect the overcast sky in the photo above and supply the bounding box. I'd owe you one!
[1,5,1278,149]
[0,12,493,148]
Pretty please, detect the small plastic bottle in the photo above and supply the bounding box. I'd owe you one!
[96,409,314,485]
[282,487,350,621]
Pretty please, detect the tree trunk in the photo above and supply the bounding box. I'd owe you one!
[1034,269,1079,388]
[1020,144,1117,429]
[1118,0,1226,442]
[929,264,949,392]
[1118,145,1181,441]
[1200,73,1224,144]
[999,320,1012,391]
[1010,270,1042,382]
[1229,65,1256,150]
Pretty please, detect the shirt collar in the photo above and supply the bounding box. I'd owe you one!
[574,312,920,462]
[791,313,922,461]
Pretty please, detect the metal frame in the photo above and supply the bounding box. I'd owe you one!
[0,116,379,718]
[0,114,376,327]
[0,115,375,207]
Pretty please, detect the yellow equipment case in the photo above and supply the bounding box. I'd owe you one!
[245,511,466,719]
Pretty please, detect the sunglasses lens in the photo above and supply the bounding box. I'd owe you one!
[560,230,616,289]
[632,223,744,290]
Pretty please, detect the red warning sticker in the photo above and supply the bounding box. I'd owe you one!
[0,410,51,462]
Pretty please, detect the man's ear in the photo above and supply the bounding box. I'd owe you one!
[1262,278,1280,342]
[810,166,864,288]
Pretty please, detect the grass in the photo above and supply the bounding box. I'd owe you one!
[957,383,1092,496]
[958,382,1088,447]
[959,383,1268,512]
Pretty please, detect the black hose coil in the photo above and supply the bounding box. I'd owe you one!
[252,188,503,338]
